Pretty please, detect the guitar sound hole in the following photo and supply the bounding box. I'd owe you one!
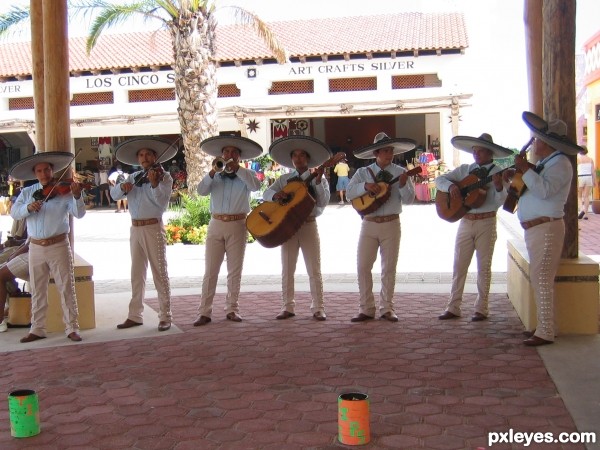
[280,193,294,205]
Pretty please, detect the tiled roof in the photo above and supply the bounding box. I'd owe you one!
[0,12,467,78]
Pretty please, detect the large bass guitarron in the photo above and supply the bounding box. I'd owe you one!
[246,152,346,248]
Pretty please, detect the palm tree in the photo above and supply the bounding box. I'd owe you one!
[0,1,287,192]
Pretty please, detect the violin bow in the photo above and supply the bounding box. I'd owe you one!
[41,148,82,202]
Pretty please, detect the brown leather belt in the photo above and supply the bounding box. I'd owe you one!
[521,216,561,230]
[464,211,497,220]
[132,218,159,227]
[364,214,399,224]
[212,213,246,222]
[30,233,67,247]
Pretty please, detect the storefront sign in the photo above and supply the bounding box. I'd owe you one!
[289,60,415,76]
[82,71,175,90]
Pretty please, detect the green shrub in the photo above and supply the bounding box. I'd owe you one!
[166,193,255,245]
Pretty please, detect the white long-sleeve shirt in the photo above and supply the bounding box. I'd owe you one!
[517,151,572,222]
[435,162,507,214]
[197,167,261,214]
[347,162,415,216]
[11,183,86,239]
[110,170,173,219]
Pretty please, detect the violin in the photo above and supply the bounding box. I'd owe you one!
[133,163,165,186]
[32,179,93,201]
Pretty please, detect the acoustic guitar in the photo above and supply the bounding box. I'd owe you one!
[352,166,422,216]
[435,167,511,223]
[503,137,535,213]
[246,152,346,248]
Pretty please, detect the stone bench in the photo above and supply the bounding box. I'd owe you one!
[7,253,95,332]
[507,239,599,335]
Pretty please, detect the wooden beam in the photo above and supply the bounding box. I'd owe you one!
[30,0,44,149]
[42,0,70,152]
[542,0,577,258]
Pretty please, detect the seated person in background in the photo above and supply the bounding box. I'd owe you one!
[0,242,30,332]
[0,218,28,265]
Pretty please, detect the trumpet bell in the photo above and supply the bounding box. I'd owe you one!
[212,157,234,173]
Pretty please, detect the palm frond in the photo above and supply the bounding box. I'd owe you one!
[0,5,31,39]
[226,6,288,64]
[69,0,169,53]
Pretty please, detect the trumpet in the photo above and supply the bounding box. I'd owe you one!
[212,157,234,173]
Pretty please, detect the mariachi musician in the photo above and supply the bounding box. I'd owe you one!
[503,112,582,346]
[10,151,86,343]
[111,137,177,333]
[346,132,416,323]
[194,135,262,326]
[264,136,331,321]
[436,133,512,323]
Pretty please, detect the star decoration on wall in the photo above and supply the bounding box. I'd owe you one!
[246,119,260,133]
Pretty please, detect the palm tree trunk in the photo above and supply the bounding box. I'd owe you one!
[168,10,218,194]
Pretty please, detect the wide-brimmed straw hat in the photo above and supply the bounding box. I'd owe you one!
[354,132,417,159]
[114,137,178,166]
[200,135,263,160]
[451,133,513,158]
[9,151,74,181]
[522,111,584,156]
[269,136,331,169]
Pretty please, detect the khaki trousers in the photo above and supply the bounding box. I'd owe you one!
[445,216,497,316]
[525,219,564,342]
[29,239,79,337]
[128,222,172,323]
[281,220,324,314]
[198,218,247,318]
[356,218,401,317]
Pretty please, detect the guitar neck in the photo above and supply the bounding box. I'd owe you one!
[303,152,346,185]
[461,166,513,195]
[386,167,422,186]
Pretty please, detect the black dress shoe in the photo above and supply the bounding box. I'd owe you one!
[226,312,243,322]
[380,312,399,322]
[438,311,459,320]
[522,329,535,338]
[67,332,82,342]
[578,211,585,219]
[523,336,553,346]
[350,313,374,322]
[471,312,487,322]
[276,311,295,320]
[158,321,171,332]
[117,319,143,329]
[20,333,46,343]
[193,316,211,326]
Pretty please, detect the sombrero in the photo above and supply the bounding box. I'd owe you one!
[451,133,513,158]
[269,136,331,169]
[200,135,263,159]
[354,132,416,159]
[522,111,584,156]
[115,137,178,166]
[9,151,74,181]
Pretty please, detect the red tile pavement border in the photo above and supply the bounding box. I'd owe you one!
[0,292,584,449]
